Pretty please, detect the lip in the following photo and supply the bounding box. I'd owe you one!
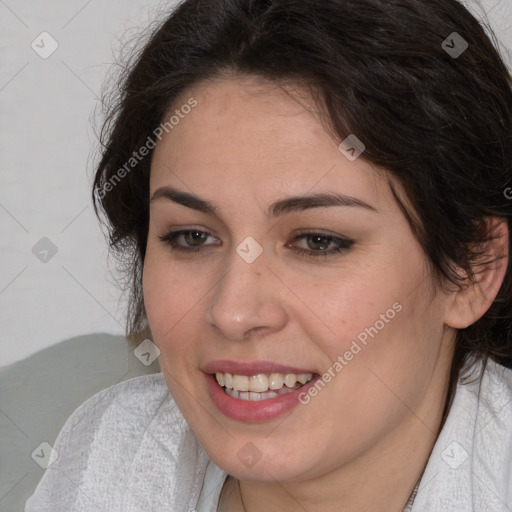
[202,360,317,376]
[203,364,321,423]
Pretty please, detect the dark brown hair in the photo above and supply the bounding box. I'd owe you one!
[92,0,512,421]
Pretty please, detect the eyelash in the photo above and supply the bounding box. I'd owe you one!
[157,229,354,259]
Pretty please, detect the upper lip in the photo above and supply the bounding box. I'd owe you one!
[202,360,317,376]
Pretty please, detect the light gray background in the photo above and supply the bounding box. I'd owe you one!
[0,1,510,511]
[0,0,178,367]
[1,0,511,367]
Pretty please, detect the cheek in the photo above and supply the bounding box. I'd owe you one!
[142,249,208,372]
[301,269,406,361]
[142,257,197,399]
[324,283,446,431]
[142,255,170,334]
[307,250,440,384]
[142,250,190,346]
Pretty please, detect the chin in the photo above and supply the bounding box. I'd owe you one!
[203,434,328,483]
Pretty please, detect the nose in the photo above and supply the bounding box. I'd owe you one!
[206,248,288,342]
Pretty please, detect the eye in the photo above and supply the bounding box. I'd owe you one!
[158,228,354,259]
[289,231,354,259]
[158,229,220,253]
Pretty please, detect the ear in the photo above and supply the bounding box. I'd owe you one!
[444,217,509,329]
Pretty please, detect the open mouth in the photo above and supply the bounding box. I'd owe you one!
[204,364,322,421]
[214,371,316,401]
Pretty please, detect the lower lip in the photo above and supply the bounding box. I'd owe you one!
[204,373,320,422]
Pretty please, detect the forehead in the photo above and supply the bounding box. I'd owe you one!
[149,75,395,214]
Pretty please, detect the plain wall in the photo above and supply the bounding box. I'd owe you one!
[1,0,511,366]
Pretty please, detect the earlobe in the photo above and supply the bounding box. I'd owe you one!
[444,217,509,329]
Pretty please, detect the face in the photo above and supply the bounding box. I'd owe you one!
[143,75,456,483]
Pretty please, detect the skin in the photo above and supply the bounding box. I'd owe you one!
[142,75,508,511]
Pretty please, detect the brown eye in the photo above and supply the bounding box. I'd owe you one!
[290,232,354,259]
[182,230,208,247]
[158,229,219,253]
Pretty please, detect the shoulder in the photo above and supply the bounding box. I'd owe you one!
[61,371,179,426]
[472,359,512,460]
[411,359,512,511]
[479,358,512,399]
[48,372,187,449]
[465,358,512,432]
[465,360,512,509]
[25,373,210,511]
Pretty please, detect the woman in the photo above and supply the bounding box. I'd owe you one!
[25,0,512,510]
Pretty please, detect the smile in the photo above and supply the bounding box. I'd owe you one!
[215,372,314,401]
[202,361,321,422]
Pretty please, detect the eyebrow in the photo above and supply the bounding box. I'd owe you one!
[150,186,378,217]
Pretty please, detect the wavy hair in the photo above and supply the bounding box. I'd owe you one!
[92,0,512,422]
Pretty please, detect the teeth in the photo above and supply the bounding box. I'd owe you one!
[224,386,306,401]
[269,373,284,390]
[249,374,268,392]
[227,388,278,400]
[232,375,249,391]
[284,374,296,387]
[215,371,314,397]
[297,374,310,385]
